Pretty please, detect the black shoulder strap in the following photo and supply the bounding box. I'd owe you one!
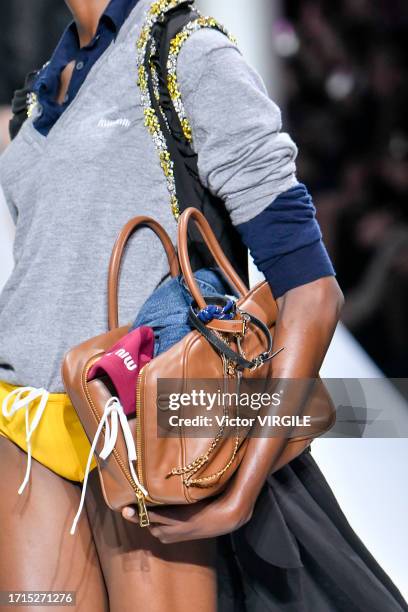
[145,4,250,287]
[8,69,39,140]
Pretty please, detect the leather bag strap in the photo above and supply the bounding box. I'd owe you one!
[177,207,248,309]
[188,297,278,370]
[108,216,180,330]
[178,208,279,370]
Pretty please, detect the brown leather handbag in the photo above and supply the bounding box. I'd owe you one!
[62,208,334,530]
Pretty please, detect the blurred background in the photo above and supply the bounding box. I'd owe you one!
[0,0,407,600]
[282,0,408,377]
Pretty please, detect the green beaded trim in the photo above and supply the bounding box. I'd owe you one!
[136,0,237,221]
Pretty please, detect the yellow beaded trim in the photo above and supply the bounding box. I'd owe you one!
[136,0,237,221]
[166,17,237,142]
[26,92,38,118]
[136,0,185,219]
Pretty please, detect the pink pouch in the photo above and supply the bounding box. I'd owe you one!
[87,326,154,417]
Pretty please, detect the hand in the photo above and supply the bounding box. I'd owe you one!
[121,489,253,544]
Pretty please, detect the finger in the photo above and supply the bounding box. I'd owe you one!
[148,523,201,544]
[147,509,180,525]
[148,525,164,540]
[121,506,140,524]
[148,525,187,544]
[122,506,186,527]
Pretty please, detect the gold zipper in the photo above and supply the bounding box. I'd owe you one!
[134,363,167,507]
[134,363,159,504]
[83,356,150,527]
[135,364,146,488]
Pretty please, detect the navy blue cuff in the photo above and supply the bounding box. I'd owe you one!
[235,183,336,296]
[262,239,336,298]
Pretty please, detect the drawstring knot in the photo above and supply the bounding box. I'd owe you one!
[70,396,147,535]
[2,386,50,495]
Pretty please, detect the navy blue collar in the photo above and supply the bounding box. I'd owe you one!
[104,0,136,32]
[67,0,137,50]
[33,0,138,97]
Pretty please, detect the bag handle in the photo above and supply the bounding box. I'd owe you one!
[177,207,248,310]
[108,216,180,330]
[178,208,279,370]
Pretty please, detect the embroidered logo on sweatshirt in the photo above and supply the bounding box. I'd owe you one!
[107,348,138,371]
[97,117,131,128]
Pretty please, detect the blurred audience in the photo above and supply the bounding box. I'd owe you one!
[280,0,408,375]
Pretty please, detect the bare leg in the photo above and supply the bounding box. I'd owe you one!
[0,436,108,612]
[85,471,218,612]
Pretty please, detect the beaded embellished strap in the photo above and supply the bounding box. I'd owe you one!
[136,0,237,221]
[166,15,237,145]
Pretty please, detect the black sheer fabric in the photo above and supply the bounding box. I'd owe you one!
[8,69,38,140]
[217,447,408,611]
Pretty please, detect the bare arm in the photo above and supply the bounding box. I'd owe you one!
[222,276,344,523]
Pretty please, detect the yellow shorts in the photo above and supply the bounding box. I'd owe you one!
[0,379,96,482]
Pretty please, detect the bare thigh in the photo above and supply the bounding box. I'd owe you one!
[85,471,218,612]
[0,436,108,612]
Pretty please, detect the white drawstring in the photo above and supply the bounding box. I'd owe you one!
[2,386,50,495]
[70,396,147,535]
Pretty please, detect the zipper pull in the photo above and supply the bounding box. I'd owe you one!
[136,494,150,527]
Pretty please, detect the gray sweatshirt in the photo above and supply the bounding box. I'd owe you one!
[0,0,298,392]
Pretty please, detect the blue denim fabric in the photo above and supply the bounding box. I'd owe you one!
[131,268,236,357]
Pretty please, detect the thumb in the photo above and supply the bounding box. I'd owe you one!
[121,505,139,524]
